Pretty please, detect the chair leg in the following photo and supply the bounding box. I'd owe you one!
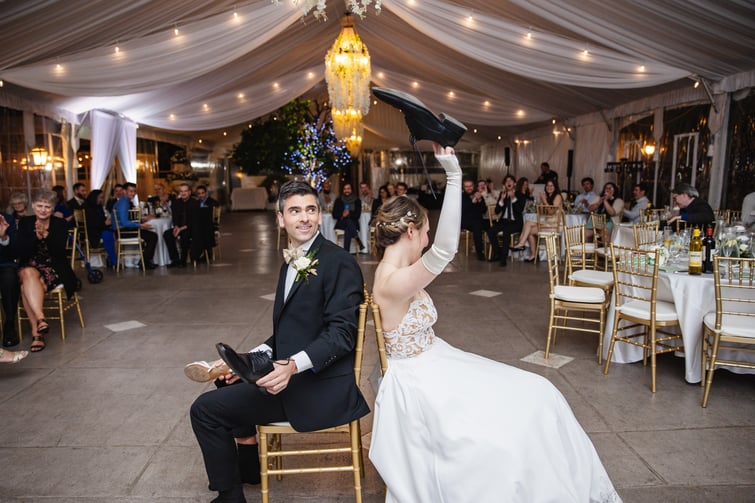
[701,332,721,407]
[73,293,85,328]
[545,303,556,359]
[55,290,66,341]
[350,421,363,503]
[650,325,657,393]
[259,431,270,503]
[603,314,622,375]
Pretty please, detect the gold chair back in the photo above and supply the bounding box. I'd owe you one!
[113,212,145,272]
[633,221,659,247]
[534,204,564,264]
[727,210,741,223]
[563,224,595,281]
[701,256,755,406]
[604,244,683,392]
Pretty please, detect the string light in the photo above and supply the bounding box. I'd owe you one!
[174,25,179,36]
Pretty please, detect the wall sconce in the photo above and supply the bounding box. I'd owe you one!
[643,144,656,157]
[29,147,48,167]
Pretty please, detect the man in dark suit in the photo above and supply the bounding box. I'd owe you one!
[164,182,198,268]
[461,178,488,261]
[190,181,369,503]
[486,174,526,267]
[665,182,715,228]
[332,182,364,252]
[66,182,87,210]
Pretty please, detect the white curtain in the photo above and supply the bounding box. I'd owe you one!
[118,118,137,183]
[89,110,120,190]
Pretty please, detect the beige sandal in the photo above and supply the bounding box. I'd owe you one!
[184,361,231,382]
[0,348,30,364]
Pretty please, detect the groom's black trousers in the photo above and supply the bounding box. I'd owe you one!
[190,383,287,491]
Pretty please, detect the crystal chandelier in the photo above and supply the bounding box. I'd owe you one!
[325,14,371,155]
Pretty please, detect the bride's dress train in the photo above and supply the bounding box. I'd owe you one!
[369,294,621,503]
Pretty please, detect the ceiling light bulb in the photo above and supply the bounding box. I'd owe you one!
[174,27,179,36]
[115,46,120,53]
[694,80,700,88]
[527,32,532,39]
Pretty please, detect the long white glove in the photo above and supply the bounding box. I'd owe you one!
[421,154,462,274]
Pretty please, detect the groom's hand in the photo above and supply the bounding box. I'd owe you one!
[257,359,298,395]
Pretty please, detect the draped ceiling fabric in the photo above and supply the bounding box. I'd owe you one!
[83,110,138,190]
[0,0,753,152]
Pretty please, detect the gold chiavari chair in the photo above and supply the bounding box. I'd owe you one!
[604,244,683,392]
[590,213,612,271]
[258,299,370,503]
[562,224,596,280]
[460,229,472,256]
[700,256,755,407]
[534,204,564,264]
[544,234,607,363]
[633,221,659,247]
[727,210,741,224]
[113,212,146,272]
[713,209,728,224]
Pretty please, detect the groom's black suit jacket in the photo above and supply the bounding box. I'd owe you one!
[266,233,369,432]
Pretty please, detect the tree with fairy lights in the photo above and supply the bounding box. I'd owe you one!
[281,119,353,190]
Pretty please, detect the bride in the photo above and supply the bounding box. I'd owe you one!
[369,88,621,503]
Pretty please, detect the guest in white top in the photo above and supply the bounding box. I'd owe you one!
[623,183,650,223]
[741,191,755,228]
[573,177,598,213]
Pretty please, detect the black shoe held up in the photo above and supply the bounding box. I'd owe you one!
[215,343,275,385]
[372,87,466,147]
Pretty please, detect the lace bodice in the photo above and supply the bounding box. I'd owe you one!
[382,295,437,359]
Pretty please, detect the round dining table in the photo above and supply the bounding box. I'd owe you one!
[145,216,173,266]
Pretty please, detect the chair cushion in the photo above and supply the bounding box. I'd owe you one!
[570,269,613,286]
[595,247,611,256]
[703,312,755,339]
[618,299,678,321]
[554,285,605,303]
[569,243,596,253]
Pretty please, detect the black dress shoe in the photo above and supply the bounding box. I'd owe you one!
[511,245,527,251]
[488,254,500,262]
[373,87,467,147]
[2,336,20,348]
[215,343,275,385]
[143,261,157,270]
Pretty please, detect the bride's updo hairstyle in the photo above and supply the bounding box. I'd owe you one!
[374,196,427,258]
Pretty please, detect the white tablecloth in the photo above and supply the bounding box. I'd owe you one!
[603,270,755,383]
[147,217,173,266]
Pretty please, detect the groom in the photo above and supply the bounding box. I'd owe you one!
[190,181,369,503]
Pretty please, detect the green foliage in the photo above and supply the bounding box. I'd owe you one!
[231,100,314,175]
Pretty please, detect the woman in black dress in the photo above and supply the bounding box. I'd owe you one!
[16,190,79,352]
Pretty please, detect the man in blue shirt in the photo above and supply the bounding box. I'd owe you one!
[113,182,158,269]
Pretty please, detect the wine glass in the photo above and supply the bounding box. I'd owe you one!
[668,234,683,264]
[720,234,739,258]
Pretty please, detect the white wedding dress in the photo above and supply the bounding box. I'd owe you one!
[369,293,621,503]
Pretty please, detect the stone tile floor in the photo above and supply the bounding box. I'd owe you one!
[0,210,752,502]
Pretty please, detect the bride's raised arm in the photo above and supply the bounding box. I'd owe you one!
[375,144,462,303]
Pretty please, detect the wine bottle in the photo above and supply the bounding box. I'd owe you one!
[702,225,716,274]
[688,227,703,275]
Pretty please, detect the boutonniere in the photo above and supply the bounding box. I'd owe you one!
[284,247,319,283]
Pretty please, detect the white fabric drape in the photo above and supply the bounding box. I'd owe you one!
[118,119,137,183]
[89,110,121,190]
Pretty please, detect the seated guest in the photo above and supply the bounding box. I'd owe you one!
[585,182,624,244]
[486,175,525,267]
[513,179,563,262]
[386,183,396,199]
[196,185,219,210]
[665,183,715,228]
[52,185,74,226]
[0,212,20,348]
[113,182,158,269]
[17,190,80,352]
[7,192,29,226]
[332,182,364,251]
[106,184,124,213]
[317,179,337,212]
[148,183,174,216]
[372,186,389,224]
[195,185,219,255]
[623,183,650,223]
[84,190,117,267]
[359,182,374,211]
[573,177,598,213]
[67,182,88,211]
[461,178,488,261]
[395,182,408,197]
[478,179,498,206]
[516,177,533,201]
[164,183,199,268]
